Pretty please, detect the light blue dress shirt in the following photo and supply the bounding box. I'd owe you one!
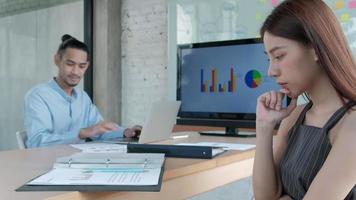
[24,79,124,148]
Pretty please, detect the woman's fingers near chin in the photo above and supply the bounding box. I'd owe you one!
[265,92,271,107]
[269,91,277,109]
[276,92,283,111]
[279,88,290,94]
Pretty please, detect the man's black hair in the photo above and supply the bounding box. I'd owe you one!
[57,34,89,59]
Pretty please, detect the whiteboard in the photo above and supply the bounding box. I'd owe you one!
[167,0,356,100]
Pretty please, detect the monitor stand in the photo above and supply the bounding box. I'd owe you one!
[199,127,256,138]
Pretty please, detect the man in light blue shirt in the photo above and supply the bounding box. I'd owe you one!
[24,34,140,148]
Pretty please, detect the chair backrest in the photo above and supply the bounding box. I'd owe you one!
[16,130,27,149]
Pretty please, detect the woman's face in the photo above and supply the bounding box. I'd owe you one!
[263,31,321,98]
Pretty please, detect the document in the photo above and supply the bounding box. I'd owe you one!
[177,142,255,151]
[28,168,161,186]
[27,152,165,186]
[70,143,127,153]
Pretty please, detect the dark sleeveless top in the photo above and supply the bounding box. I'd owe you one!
[280,101,356,200]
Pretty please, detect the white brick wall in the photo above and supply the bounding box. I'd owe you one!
[121,0,168,126]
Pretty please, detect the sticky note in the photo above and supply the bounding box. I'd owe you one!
[271,0,278,7]
[256,12,263,20]
[335,0,344,9]
[349,0,356,9]
[340,13,350,22]
[258,0,267,3]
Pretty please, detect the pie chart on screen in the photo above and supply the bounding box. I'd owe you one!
[245,70,262,88]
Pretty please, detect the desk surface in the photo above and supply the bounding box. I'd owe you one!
[0,127,255,200]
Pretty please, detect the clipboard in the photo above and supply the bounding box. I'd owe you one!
[16,153,165,192]
[16,166,164,192]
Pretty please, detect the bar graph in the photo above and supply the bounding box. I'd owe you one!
[201,67,236,93]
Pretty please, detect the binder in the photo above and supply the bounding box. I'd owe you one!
[127,143,226,159]
[16,153,165,192]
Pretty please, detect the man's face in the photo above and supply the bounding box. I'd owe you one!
[55,48,89,88]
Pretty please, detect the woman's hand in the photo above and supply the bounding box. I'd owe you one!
[256,90,297,126]
[279,195,293,200]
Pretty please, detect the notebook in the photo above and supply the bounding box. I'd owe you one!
[127,143,226,159]
[17,152,165,192]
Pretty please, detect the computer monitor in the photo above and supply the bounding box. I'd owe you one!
[176,38,288,137]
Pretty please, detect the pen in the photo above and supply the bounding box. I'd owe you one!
[171,135,189,139]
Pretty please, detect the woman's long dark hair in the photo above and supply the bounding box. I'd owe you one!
[261,0,356,102]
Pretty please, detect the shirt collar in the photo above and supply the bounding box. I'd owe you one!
[48,78,78,102]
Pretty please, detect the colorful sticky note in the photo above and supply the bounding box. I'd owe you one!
[256,12,263,21]
[271,0,279,7]
[335,0,344,9]
[340,13,350,22]
[258,0,267,3]
[349,0,356,9]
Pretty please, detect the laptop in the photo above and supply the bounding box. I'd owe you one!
[105,100,181,144]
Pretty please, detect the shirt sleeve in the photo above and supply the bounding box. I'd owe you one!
[85,98,125,140]
[24,91,82,148]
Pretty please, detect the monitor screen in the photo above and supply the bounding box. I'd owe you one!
[177,38,287,132]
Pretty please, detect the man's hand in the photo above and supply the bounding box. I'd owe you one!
[124,125,142,138]
[79,121,119,139]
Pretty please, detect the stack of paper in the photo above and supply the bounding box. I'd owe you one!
[177,142,255,151]
[70,143,127,153]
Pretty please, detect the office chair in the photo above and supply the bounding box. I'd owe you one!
[16,130,27,149]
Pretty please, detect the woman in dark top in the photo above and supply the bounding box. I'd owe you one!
[252,0,356,199]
